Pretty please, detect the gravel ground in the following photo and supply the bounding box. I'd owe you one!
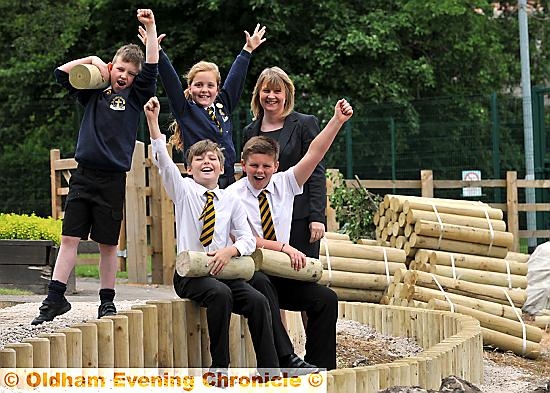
[1,302,548,393]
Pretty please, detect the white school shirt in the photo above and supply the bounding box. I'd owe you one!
[150,135,255,256]
[226,167,303,244]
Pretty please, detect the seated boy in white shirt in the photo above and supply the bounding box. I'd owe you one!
[227,99,353,371]
[144,96,279,379]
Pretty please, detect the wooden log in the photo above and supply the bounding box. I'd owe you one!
[57,328,82,368]
[146,300,174,368]
[318,270,390,290]
[327,287,384,303]
[319,241,407,263]
[252,248,323,281]
[506,251,530,263]
[38,332,67,368]
[389,194,492,210]
[176,250,255,280]
[170,299,188,368]
[118,309,144,368]
[22,337,50,367]
[320,255,406,275]
[89,319,114,368]
[428,298,542,343]
[401,198,503,220]
[103,315,129,368]
[410,285,522,321]
[229,314,242,367]
[406,208,506,231]
[534,316,550,331]
[132,304,158,367]
[413,270,526,307]
[357,238,380,246]
[4,343,33,368]
[430,265,527,289]
[481,327,540,359]
[325,232,351,241]
[330,369,356,393]
[69,64,110,89]
[409,233,509,258]
[428,250,528,275]
[72,322,98,368]
[414,219,514,248]
[0,348,16,368]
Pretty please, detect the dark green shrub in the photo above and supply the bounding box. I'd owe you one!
[0,213,61,245]
[328,172,382,242]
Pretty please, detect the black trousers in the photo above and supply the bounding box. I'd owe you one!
[290,217,321,258]
[248,271,338,370]
[173,272,278,368]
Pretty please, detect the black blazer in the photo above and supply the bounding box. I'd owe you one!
[242,111,327,223]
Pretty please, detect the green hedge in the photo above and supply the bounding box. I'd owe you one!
[0,213,61,245]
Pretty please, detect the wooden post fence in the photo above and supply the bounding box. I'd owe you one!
[51,145,550,284]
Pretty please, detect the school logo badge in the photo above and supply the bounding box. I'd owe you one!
[110,96,126,111]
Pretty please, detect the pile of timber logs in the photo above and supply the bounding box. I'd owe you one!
[319,234,407,303]
[374,194,543,358]
[374,194,513,263]
[385,267,542,359]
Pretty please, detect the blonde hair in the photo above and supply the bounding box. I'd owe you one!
[251,67,295,120]
[184,61,221,99]
[170,61,223,151]
[186,140,225,167]
[168,120,183,151]
[112,44,144,69]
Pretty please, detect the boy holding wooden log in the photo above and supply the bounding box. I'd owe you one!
[143,96,279,380]
[227,99,353,371]
[32,9,159,326]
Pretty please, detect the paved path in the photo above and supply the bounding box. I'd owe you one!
[0,277,177,306]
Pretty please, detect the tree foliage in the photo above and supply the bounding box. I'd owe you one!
[0,0,549,215]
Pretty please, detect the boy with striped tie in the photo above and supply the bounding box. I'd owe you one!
[227,99,353,371]
[143,96,279,381]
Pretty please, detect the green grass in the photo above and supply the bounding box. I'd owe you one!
[0,287,33,295]
[75,264,128,279]
[75,254,151,279]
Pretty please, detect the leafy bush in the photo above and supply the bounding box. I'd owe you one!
[328,171,382,242]
[0,213,61,245]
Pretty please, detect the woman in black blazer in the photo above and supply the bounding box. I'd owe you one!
[242,66,337,370]
[242,66,326,258]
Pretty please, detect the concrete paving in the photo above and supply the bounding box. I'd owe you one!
[0,277,177,306]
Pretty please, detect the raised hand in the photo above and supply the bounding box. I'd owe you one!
[137,9,155,27]
[243,23,267,53]
[137,25,166,48]
[334,99,353,123]
[144,96,160,120]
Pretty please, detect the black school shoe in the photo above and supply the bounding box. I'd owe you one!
[31,298,71,325]
[280,354,320,377]
[98,301,117,318]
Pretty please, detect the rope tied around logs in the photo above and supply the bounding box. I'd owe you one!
[429,273,455,313]
[502,288,527,355]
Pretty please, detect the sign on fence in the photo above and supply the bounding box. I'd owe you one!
[462,170,482,197]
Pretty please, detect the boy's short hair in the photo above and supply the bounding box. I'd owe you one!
[242,136,280,162]
[186,139,225,167]
[112,44,144,69]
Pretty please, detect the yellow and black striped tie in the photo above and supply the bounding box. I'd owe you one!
[206,106,223,134]
[199,191,216,247]
[258,190,276,241]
